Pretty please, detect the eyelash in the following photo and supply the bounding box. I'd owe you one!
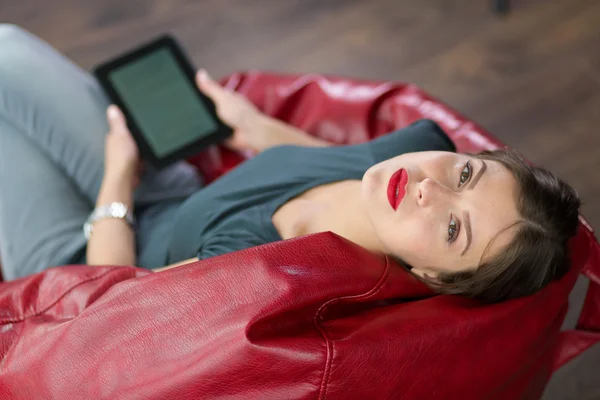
[448,215,460,244]
[458,161,472,188]
[448,161,472,243]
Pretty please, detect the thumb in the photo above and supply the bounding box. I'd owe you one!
[195,69,225,103]
[107,105,128,133]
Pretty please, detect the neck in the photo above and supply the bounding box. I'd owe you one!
[308,180,385,255]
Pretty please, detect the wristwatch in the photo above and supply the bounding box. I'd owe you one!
[83,202,136,241]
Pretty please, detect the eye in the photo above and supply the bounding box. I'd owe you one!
[448,215,460,244]
[458,161,472,187]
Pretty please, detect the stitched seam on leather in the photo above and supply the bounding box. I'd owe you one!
[313,255,391,400]
[0,268,127,324]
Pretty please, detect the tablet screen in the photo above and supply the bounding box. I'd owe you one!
[107,48,218,158]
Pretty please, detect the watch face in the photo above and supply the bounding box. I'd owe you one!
[110,203,127,218]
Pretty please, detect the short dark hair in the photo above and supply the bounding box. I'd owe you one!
[405,149,581,303]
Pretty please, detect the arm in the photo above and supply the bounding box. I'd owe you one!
[87,106,140,266]
[152,257,199,273]
[196,69,331,155]
[252,113,332,152]
[86,175,136,266]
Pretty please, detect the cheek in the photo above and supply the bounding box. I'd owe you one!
[373,211,435,261]
[360,166,388,222]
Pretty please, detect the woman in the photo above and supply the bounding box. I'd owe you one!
[0,26,580,303]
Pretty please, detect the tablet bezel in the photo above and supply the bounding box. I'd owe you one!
[94,34,232,170]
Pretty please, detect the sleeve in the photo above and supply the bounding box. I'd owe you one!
[368,119,456,164]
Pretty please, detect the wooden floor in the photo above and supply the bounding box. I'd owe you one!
[2,0,599,398]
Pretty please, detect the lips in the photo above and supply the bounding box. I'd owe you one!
[387,168,408,210]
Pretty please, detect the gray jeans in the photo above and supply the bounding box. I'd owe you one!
[0,25,203,281]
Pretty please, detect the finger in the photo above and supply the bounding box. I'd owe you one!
[195,69,226,103]
[107,105,128,134]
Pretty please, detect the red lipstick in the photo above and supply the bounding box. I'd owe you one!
[387,168,408,210]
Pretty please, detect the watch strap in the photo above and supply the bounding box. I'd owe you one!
[83,202,135,240]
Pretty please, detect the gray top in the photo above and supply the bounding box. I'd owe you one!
[165,119,455,264]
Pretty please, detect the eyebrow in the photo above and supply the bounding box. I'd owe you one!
[461,211,472,256]
[467,160,487,190]
[461,160,486,255]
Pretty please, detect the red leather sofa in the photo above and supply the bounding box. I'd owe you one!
[1,72,599,399]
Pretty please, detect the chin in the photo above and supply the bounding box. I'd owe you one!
[361,166,395,232]
[360,167,382,208]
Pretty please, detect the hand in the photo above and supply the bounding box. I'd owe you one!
[104,105,144,189]
[195,69,266,154]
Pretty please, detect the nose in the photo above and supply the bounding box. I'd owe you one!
[416,178,449,207]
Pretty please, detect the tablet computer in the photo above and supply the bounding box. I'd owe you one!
[94,34,232,169]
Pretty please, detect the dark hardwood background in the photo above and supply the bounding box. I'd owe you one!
[2,0,599,398]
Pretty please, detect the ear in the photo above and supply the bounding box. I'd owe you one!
[411,267,441,283]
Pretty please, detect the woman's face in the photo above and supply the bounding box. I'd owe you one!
[360,151,520,279]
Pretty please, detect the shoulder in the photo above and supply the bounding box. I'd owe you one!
[368,119,456,163]
[383,119,455,151]
[414,119,456,151]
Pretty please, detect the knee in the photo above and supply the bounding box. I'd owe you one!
[0,25,50,117]
[0,25,49,72]
[0,25,50,93]
[0,24,32,47]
